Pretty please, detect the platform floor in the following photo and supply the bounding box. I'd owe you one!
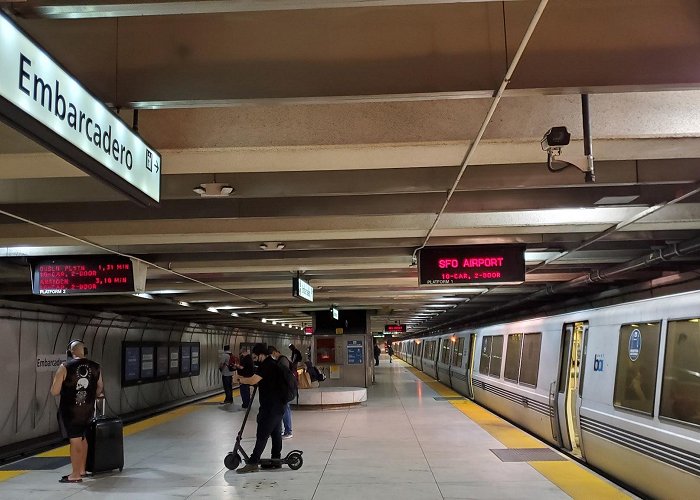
[0,358,633,499]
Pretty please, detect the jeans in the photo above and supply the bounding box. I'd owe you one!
[239,384,251,408]
[282,403,292,435]
[222,375,233,403]
[250,408,284,463]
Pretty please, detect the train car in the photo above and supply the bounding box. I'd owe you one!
[401,290,700,499]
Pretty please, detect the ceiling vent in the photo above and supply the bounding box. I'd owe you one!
[260,242,285,251]
[193,182,234,197]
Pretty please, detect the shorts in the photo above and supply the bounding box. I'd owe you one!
[57,412,88,440]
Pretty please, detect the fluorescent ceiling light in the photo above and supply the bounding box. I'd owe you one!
[149,289,185,295]
[132,293,153,300]
[207,307,219,313]
[594,195,639,205]
[231,313,239,317]
[178,301,190,307]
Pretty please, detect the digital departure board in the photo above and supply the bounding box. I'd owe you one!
[30,256,136,295]
[418,244,526,285]
[385,324,406,333]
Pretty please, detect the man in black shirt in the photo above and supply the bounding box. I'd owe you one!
[237,343,286,473]
[50,340,103,483]
[288,343,302,373]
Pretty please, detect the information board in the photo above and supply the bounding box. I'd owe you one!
[190,343,200,375]
[347,340,364,365]
[418,244,526,285]
[169,346,180,376]
[140,346,154,379]
[385,324,406,333]
[123,346,140,382]
[30,255,136,295]
[180,344,191,375]
[156,345,169,377]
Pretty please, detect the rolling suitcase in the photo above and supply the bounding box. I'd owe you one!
[86,398,124,474]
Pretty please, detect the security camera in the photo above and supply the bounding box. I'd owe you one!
[541,126,571,153]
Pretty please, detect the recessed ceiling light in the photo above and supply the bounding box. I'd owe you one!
[594,195,639,205]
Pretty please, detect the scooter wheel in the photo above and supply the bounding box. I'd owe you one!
[287,451,303,470]
[224,452,241,470]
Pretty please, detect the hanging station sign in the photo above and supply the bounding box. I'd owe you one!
[0,13,161,205]
[418,244,526,285]
[292,277,313,302]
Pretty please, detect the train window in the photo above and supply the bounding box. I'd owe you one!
[613,322,661,416]
[660,319,700,426]
[452,337,465,367]
[520,333,542,387]
[504,334,523,382]
[489,335,504,377]
[440,339,452,364]
[479,336,492,375]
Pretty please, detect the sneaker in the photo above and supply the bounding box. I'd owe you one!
[236,462,259,474]
[281,433,293,439]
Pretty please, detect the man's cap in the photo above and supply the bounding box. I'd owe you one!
[223,344,230,351]
[267,345,280,355]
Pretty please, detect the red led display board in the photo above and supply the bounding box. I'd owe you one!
[30,255,136,295]
[418,244,526,285]
[385,324,406,333]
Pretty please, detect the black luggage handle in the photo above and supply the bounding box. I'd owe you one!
[94,396,106,418]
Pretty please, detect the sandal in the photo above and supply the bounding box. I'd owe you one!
[59,475,83,483]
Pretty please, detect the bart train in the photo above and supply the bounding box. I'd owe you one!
[397,291,700,498]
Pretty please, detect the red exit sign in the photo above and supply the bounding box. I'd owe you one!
[418,244,525,285]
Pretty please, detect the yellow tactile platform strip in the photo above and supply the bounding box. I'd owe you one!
[405,363,630,499]
[0,392,227,481]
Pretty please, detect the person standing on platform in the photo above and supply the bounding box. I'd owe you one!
[219,345,235,405]
[388,344,394,363]
[374,342,381,366]
[288,343,302,373]
[50,340,103,484]
[237,343,286,473]
[268,345,293,439]
[237,348,255,409]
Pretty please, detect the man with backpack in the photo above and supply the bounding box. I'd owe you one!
[219,345,236,405]
[236,343,291,473]
[268,346,294,439]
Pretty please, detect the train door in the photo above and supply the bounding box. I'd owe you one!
[553,322,587,457]
[467,334,476,398]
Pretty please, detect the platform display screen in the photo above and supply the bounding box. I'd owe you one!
[385,324,406,333]
[418,244,526,285]
[30,255,135,295]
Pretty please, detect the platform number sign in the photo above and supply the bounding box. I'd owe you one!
[628,329,641,362]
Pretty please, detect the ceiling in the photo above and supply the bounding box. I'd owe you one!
[1,0,700,336]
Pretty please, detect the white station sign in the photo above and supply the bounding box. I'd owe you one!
[293,277,313,302]
[0,13,161,204]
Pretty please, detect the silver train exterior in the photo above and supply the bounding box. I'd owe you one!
[396,291,700,499]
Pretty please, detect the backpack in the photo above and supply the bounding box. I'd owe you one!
[277,357,298,403]
[227,354,239,372]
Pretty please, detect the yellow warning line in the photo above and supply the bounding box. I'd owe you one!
[2,391,228,482]
[405,365,631,499]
